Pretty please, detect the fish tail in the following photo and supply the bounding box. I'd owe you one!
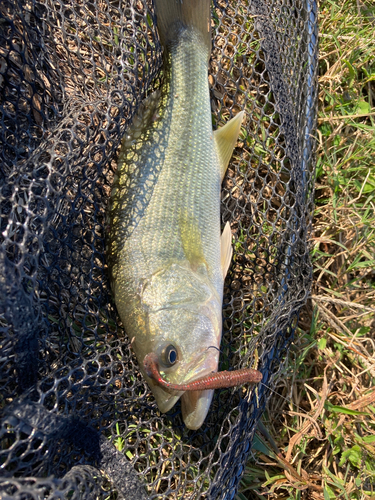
[154,0,211,50]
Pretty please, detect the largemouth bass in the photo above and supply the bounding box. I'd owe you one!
[107,0,261,430]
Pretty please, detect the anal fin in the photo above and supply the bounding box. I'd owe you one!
[214,110,245,181]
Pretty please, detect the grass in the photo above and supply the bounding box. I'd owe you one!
[237,0,375,498]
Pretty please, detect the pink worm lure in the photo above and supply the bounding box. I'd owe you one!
[143,352,262,391]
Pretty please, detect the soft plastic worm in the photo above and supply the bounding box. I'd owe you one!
[143,352,262,391]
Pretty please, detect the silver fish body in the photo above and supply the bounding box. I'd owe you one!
[107,0,243,429]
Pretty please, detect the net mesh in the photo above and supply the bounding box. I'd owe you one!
[0,0,318,498]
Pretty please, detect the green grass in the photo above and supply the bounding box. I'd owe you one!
[237,1,375,498]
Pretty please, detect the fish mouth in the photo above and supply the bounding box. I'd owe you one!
[180,389,213,430]
[178,355,218,430]
[143,352,262,429]
[143,351,218,427]
[156,391,182,414]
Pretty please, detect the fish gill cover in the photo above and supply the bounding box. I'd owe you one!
[0,0,318,499]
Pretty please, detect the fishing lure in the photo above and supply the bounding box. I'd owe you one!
[144,352,262,391]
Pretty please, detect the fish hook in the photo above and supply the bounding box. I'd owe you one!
[206,345,222,353]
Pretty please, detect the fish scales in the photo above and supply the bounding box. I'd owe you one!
[107,0,246,429]
[139,30,220,281]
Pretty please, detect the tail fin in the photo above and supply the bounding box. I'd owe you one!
[154,0,211,49]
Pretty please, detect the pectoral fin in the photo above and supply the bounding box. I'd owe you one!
[214,110,245,181]
[221,221,233,277]
[180,213,207,270]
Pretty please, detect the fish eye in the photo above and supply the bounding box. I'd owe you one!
[161,344,178,367]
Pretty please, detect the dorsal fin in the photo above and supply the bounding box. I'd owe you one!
[214,111,245,181]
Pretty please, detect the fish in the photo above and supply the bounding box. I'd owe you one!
[107,0,261,430]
